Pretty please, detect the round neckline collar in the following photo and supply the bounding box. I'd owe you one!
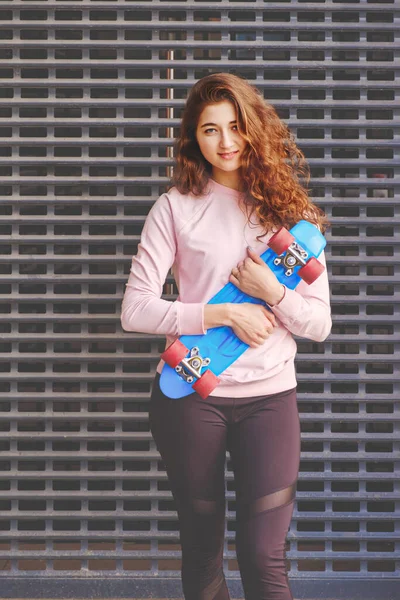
[208,177,244,198]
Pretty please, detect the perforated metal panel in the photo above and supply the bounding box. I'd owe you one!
[0,1,399,598]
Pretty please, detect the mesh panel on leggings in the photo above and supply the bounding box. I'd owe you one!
[237,484,297,522]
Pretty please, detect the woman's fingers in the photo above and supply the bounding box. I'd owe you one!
[265,317,276,335]
[262,310,277,328]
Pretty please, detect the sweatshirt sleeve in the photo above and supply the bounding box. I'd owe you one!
[269,250,332,342]
[120,193,206,336]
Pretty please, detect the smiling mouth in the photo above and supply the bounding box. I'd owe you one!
[218,151,239,159]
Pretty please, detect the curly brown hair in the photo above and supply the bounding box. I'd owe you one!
[169,72,328,234]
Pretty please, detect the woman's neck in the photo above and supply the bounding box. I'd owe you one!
[211,169,244,192]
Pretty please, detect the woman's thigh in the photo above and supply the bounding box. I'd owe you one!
[149,374,229,506]
[228,387,300,514]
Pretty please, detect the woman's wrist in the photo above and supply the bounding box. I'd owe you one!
[264,284,286,307]
[204,303,233,330]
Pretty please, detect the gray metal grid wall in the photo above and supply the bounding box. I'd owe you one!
[0,1,399,598]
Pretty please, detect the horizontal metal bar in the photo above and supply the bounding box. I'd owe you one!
[5,293,400,304]
[1,270,398,284]
[0,530,396,543]
[2,351,397,363]
[15,436,389,445]
[0,255,393,267]
[0,412,398,423]
[0,413,151,422]
[1,99,398,110]
[0,450,398,462]
[0,489,398,502]
[0,410,400,424]
[1,332,398,343]
[0,531,173,542]
[285,552,398,559]
[0,438,398,454]
[3,274,400,287]
[2,157,399,168]
[0,509,396,522]
[6,60,399,71]
[1,471,396,482]
[2,21,397,31]
[0,372,397,384]
[129,0,400,10]
[0,549,396,561]
[2,216,398,228]
[0,509,398,525]
[3,139,399,151]
[1,314,399,326]
[2,392,397,404]
[2,196,398,207]
[2,176,393,187]
[5,234,400,244]
[6,175,390,187]
[6,1,399,11]
[2,79,399,89]
[1,41,398,53]
[25,343,386,363]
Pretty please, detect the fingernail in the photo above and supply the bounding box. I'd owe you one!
[247,245,254,251]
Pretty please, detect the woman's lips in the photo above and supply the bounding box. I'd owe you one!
[218,151,239,160]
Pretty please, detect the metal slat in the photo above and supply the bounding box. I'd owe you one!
[2,21,398,31]
[5,1,398,9]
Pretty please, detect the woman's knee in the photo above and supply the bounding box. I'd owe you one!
[179,497,226,551]
[236,520,292,600]
[235,499,295,594]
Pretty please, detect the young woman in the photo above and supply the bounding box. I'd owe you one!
[121,73,331,600]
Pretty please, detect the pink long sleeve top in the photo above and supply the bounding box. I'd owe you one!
[121,178,332,397]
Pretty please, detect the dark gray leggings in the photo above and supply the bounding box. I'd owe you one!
[149,373,300,600]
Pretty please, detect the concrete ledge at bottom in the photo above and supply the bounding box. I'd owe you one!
[0,577,399,600]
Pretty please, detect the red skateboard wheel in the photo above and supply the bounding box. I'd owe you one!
[192,370,220,400]
[161,340,189,368]
[298,256,324,284]
[268,227,295,255]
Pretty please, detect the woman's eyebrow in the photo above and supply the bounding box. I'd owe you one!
[200,120,237,128]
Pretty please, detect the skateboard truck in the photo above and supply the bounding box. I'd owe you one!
[273,241,308,277]
[175,346,211,384]
[161,340,220,399]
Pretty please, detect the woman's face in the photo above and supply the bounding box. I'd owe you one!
[195,100,247,184]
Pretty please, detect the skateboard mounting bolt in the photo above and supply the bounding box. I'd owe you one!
[274,241,309,278]
[173,346,212,384]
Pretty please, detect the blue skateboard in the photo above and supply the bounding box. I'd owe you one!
[159,220,326,400]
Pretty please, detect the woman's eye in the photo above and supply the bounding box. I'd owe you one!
[204,126,238,134]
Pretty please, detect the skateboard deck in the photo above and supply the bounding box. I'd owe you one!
[159,220,326,400]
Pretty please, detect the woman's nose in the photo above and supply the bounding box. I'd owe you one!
[219,130,234,148]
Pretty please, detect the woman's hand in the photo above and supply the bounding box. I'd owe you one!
[229,247,285,306]
[227,302,277,349]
